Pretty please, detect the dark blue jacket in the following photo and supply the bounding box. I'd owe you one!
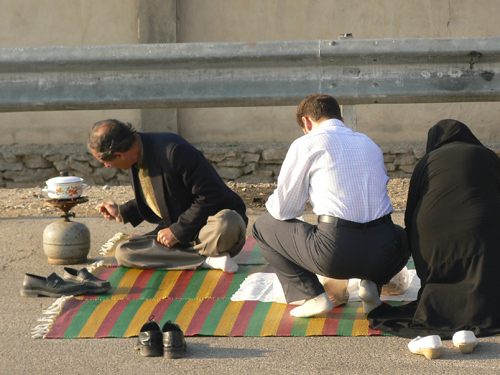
[119,132,247,244]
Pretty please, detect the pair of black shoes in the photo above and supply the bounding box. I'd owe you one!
[135,319,187,358]
[20,267,111,297]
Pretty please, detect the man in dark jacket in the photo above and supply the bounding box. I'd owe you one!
[88,119,247,272]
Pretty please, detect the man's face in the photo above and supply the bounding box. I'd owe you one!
[91,150,132,170]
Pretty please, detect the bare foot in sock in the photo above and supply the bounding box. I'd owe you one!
[201,254,239,273]
[358,280,382,313]
[290,292,333,318]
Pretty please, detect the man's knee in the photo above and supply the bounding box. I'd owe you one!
[114,237,150,268]
[220,211,246,247]
[252,213,274,241]
[220,209,246,229]
[198,210,246,257]
[209,210,246,239]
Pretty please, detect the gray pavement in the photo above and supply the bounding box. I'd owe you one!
[1,212,499,374]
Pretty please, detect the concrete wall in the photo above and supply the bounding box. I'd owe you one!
[0,0,142,144]
[1,0,500,148]
[175,0,500,146]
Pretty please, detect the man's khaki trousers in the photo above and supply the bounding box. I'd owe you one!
[115,209,246,270]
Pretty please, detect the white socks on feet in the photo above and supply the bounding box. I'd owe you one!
[358,280,382,314]
[290,292,333,318]
[201,254,239,273]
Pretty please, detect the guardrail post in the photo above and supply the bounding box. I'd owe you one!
[338,33,357,131]
[138,0,179,134]
[341,105,357,132]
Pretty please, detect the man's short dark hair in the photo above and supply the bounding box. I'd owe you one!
[295,94,342,128]
[87,119,137,161]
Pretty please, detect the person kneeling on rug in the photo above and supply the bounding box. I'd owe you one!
[252,94,410,318]
[367,120,500,358]
[88,119,248,273]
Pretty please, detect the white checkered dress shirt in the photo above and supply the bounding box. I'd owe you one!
[266,119,393,222]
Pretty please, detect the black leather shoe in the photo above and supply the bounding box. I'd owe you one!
[162,321,187,359]
[63,267,111,294]
[20,273,87,297]
[135,319,163,357]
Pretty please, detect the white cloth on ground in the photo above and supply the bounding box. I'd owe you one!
[230,270,421,303]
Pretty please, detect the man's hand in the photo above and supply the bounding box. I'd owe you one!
[97,201,122,222]
[157,227,179,247]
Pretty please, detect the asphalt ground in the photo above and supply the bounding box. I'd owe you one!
[1,212,499,375]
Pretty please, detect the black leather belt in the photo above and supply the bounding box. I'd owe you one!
[318,214,392,229]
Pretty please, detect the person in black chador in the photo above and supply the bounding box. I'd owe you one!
[365,119,500,345]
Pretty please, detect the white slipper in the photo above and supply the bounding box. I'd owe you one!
[453,330,478,354]
[408,335,442,359]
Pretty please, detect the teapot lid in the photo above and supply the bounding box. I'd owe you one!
[46,175,84,184]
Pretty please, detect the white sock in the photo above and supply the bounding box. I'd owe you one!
[201,254,239,273]
[358,280,382,313]
[290,292,333,318]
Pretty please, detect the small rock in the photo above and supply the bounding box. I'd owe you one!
[252,197,265,205]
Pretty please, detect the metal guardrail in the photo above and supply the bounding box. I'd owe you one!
[1,37,499,112]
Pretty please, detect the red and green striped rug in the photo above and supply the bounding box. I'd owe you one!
[33,233,393,339]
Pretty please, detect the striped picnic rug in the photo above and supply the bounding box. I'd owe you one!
[33,233,392,339]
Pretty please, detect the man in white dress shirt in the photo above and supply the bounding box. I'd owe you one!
[252,94,409,318]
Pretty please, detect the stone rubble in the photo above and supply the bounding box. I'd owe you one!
[0,179,410,219]
[3,141,497,216]
[0,142,440,188]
